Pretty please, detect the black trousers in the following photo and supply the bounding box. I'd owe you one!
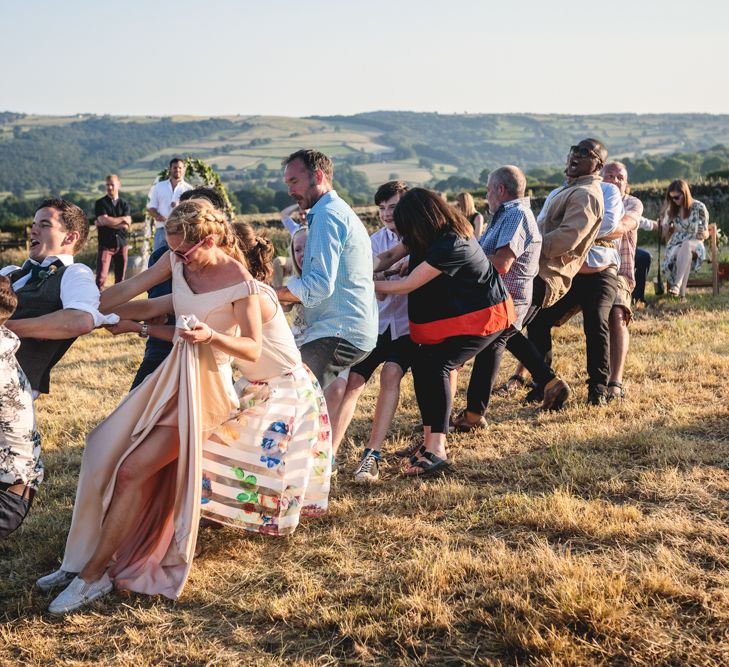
[412,330,507,434]
[465,327,515,415]
[633,248,652,302]
[527,271,618,390]
[502,276,557,387]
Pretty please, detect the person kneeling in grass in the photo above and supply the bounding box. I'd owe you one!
[374,189,515,478]
[329,181,416,483]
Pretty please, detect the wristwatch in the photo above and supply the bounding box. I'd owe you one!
[138,323,149,339]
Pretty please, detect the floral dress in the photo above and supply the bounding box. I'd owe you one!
[662,200,709,287]
[0,326,43,491]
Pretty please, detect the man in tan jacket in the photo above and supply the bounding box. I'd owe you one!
[506,138,607,410]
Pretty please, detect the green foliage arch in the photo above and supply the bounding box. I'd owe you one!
[158,157,235,219]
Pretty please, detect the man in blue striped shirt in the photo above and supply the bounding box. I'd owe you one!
[276,150,378,396]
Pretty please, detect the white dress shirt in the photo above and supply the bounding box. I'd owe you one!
[148,179,194,227]
[370,227,410,339]
[1,255,116,327]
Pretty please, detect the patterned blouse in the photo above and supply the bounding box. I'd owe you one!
[662,200,709,278]
[0,326,43,490]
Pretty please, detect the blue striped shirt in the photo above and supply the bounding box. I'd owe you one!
[285,190,378,351]
[479,197,541,328]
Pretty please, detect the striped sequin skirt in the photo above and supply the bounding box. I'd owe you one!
[201,364,332,536]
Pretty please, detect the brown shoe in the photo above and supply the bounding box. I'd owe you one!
[541,377,571,411]
[450,409,488,432]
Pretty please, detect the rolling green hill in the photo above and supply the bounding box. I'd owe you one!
[2,111,729,202]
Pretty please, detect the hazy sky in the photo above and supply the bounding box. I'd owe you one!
[3,0,728,117]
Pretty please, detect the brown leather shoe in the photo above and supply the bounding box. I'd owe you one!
[451,409,488,432]
[541,377,571,411]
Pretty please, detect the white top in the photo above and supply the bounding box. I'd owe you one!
[148,178,194,227]
[1,255,115,327]
[282,216,302,235]
[371,227,410,339]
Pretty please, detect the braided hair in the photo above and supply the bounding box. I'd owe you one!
[165,199,247,266]
[232,222,274,283]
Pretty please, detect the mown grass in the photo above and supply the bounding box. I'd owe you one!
[1,290,728,665]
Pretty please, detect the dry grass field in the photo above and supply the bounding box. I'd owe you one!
[1,290,728,665]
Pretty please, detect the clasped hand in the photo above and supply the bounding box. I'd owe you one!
[178,322,214,345]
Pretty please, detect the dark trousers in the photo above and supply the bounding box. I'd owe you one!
[96,245,128,290]
[527,270,618,390]
[412,331,506,434]
[633,248,651,302]
[502,276,558,387]
[465,327,515,415]
[130,352,169,390]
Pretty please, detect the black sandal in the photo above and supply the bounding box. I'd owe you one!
[607,381,625,401]
[402,450,451,477]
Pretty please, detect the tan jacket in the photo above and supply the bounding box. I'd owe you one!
[538,173,604,308]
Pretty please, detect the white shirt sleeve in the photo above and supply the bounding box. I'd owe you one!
[599,183,625,236]
[59,264,117,327]
[148,182,160,209]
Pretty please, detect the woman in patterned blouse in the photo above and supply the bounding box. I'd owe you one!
[661,180,709,297]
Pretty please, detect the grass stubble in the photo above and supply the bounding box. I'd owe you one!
[0,291,727,666]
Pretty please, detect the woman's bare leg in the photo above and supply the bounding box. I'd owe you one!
[79,425,179,583]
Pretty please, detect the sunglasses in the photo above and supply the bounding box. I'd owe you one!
[669,193,683,202]
[172,235,211,262]
[569,145,602,160]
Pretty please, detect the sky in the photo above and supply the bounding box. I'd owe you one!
[2,0,728,117]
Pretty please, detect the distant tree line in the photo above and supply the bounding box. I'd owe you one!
[0,116,233,195]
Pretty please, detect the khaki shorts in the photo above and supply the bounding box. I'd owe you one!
[612,275,633,323]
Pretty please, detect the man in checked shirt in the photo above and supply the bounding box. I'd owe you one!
[600,161,644,401]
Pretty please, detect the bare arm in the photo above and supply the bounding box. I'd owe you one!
[111,294,174,321]
[488,246,517,275]
[280,203,299,220]
[373,242,409,272]
[599,213,639,241]
[147,207,166,223]
[106,319,175,342]
[178,295,263,363]
[6,309,95,339]
[97,214,132,230]
[100,252,172,312]
[473,213,484,240]
[374,261,441,295]
[275,287,301,304]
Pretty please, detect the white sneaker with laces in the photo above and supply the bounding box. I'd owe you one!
[48,573,113,615]
[354,450,380,483]
[36,569,78,593]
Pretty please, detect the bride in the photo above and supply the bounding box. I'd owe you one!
[37,199,331,614]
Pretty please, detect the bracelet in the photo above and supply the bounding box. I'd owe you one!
[138,323,149,339]
[201,328,214,344]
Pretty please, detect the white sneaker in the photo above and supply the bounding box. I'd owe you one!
[353,449,380,483]
[36,569,78,593]
[48,573,113,615]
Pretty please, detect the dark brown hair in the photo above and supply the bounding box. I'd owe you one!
[282,149,334,184]
[375,180,409,205]
[665,179,694,219]
[393,187,473,256]
[35,198,90,252]
[232,222,274,283]
[0,276,18,325]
